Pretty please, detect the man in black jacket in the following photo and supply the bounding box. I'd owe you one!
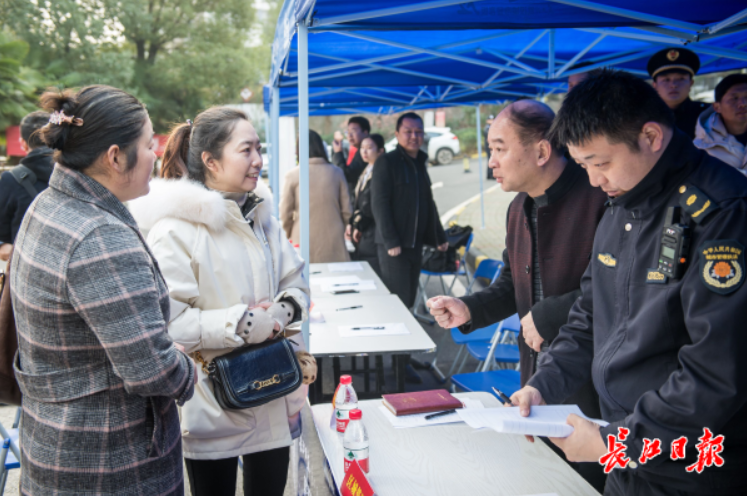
[427,100,608,492]
[371,112,448,310]
[0,111,53,261]
[331,116,370,194]
[513,70,747,496]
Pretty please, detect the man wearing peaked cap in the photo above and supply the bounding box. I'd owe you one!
[648,47,708,140]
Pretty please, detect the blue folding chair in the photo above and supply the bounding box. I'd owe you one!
[424,259,504,382]
[413,234,474,323]
[450,369,522,400]
[0,408,21,495]
[457,313,521,374]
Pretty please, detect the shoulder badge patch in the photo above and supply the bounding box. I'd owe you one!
[699,240,744,295]
[679,185,719,224]
[597,253,617,268]
[646,269,668,284]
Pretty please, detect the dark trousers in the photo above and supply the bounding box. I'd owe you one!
[185,446,290,496]
[353,237,381,277]
[377,244,422,308]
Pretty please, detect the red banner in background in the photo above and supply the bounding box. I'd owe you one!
[5,127,169,158]
[341,459,375,496]
[6,126,24,157]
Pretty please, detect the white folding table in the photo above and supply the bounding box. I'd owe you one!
[310,392,600,496]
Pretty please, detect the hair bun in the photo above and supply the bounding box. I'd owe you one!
[38,88,79,150]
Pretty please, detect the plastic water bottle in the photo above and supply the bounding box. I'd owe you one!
[333,375,358,433]
[343,409,369,473]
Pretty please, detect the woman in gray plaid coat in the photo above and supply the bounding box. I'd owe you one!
[10,86,195,495]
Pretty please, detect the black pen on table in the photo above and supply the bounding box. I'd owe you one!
[333,283,359,287]
[336,305,362,312]
[492,387,515,406]
[351,326,384,330]
[425,409,457,420]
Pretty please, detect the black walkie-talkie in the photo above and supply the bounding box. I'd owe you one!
[658,206,690,279]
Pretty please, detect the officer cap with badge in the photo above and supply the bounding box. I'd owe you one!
[647,47,700,80]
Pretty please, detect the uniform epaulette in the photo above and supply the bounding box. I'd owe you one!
[678,184,720,224]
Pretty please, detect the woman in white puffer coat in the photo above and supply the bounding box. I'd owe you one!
[129,107,316,496]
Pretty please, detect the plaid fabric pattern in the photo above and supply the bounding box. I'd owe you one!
[10,165,194,495]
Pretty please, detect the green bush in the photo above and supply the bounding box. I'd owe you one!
[453,127,478,155]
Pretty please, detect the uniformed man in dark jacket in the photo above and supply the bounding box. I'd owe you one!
[427,100,607,492]
[512,70,747,496]
[331,116,370,194]
[0,110,53,261]
[648,47,708,140]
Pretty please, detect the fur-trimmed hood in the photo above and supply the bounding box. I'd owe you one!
[129,177,274,233]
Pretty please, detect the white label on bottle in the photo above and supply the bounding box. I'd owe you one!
[344,446,369,473]
[335,408,350,432]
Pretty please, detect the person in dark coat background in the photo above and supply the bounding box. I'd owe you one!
[372,112,448,309]
[346,133,386,275]
[0,110,54,261]
[648,47,708,140]
[427,100,608,493]
[372,112,448,383]
[331,116,370,194]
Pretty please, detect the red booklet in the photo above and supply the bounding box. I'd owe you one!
[382,389,463,416]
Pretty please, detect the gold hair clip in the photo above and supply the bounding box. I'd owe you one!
[49,110,84,127]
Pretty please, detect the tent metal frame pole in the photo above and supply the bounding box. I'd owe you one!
[548,29,556,79]
[482,29,548,87]
[312,0,490,27]
[298,31,521,76]
[270,85,280,218]
[545,0,703,32]
[562,46,661,77]
[554,33,607,77]
[476,105,485,230]
[330,31,544,78]
[297,20,310,348]
[701,39,747,68]
[707,7,747,34]
[576,27,687,45]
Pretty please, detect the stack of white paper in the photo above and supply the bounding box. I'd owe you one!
[328,262,364,272]
[457,405,608,438]
[379,398,484,429]
[338,323,410,338]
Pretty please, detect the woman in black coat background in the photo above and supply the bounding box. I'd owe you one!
[346,133,385,275]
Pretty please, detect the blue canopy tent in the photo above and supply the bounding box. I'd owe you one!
[266,0,747,346]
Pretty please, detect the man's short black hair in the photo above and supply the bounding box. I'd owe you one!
[715,74,747,102]
[549,69,675,151]
[348,116,370,134]
[396,112,423,131]
[20,111,51,149]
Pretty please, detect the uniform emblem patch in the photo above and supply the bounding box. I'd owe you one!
[646,269,668,284]
[667,49,679,61]
[699,240,744,295]
[597,253,617,268]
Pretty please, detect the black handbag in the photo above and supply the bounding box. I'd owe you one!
[195,336,303,410]
[421,245,457,273]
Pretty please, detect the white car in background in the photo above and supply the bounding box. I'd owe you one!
[385,127,460,165]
